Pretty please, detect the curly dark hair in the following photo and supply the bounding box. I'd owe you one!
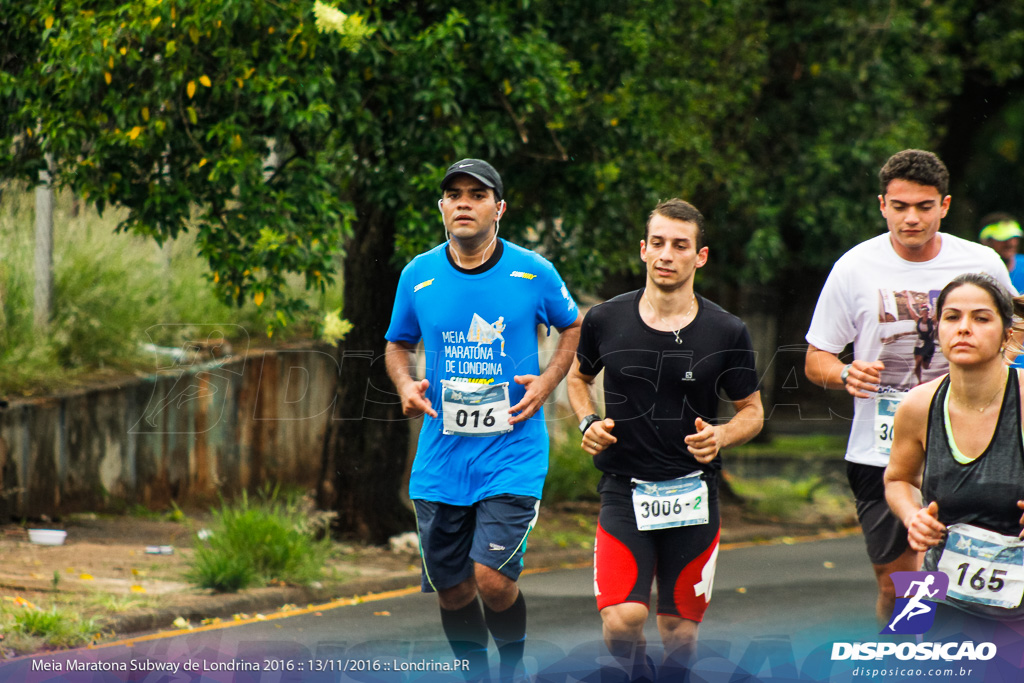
[878,149,949,197]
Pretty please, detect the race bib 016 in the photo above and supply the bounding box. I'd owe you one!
[631,472,709,531]
[937,523,1024,610]
[441,380,512,437]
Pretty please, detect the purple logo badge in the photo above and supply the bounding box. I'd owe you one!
[881,571,949,635]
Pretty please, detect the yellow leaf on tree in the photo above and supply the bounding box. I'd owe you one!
[254,292,265,307]
[142,107,150,121]
[199,75,211,87]
[187,106,197,124]
[236,77,244,88]
[104,72,112,85]
[199,158,208,168]
[189,26,200,44]
[187,80,196,98]
[109,56,114,69]
[120,47,127,56]
[151,17,161,30]
[128,126,143,140]
[212,271,218,282]
[503,79,512,95]
[45,16,54,29]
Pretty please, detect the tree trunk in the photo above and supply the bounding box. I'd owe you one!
[319,205,415,544]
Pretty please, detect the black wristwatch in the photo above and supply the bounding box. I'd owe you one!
[579,413,601,435]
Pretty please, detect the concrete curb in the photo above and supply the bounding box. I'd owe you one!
[96,527,858,639]
[100,548,596,638]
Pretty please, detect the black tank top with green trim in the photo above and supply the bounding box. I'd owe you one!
[921,370,1024,619]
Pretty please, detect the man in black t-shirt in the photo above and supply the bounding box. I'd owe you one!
[567,198,763,681]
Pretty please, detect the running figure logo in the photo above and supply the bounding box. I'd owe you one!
[880,571,948,635]
[467,313,508,357]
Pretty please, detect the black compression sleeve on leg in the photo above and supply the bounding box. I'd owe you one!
[440,598,489,680]
[484,591,526,681]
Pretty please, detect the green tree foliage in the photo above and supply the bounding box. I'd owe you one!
[319,1,580,542]
[528,0,770,290]
[8,1,1024,540]
[3,0,367,329]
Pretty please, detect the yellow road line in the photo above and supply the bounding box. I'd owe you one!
[87,586,421,651]
[81,526,860,652]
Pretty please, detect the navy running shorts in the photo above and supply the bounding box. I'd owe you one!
[413,495,539,593]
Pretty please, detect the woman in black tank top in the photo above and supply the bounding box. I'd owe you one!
[885,273,1024,625]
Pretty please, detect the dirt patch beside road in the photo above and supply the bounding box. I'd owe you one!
[0,498,858,658]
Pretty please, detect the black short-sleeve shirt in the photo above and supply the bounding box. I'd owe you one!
[576,289,759,482]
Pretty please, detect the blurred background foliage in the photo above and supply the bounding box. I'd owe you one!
[5,0,1024,539]
[6,0,1024,325]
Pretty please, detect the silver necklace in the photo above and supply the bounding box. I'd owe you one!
[644,292,696,344]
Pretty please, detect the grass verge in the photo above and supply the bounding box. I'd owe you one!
[187,487,333,592]
[729,473,854,525]
[0,601,102,653]
[0,186,343,396]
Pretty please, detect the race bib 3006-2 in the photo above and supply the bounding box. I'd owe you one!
[630,472,709,531]
[441,380,512,437]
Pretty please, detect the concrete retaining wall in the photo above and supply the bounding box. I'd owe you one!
[0,347,338,519]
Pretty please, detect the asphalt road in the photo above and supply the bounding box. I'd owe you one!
[5,535,896,682]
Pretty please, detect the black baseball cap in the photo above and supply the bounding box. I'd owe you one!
[440,159,503,199]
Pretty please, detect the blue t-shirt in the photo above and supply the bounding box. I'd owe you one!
[1010,259,1024,296]
[1010,263,1024,369]
[386,239,579,505]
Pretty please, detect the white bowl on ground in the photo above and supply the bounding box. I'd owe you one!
[28,529,67,546]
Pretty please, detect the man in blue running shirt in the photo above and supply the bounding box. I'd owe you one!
[385,159,582,681]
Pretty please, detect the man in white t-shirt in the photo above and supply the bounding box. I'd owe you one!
[804,149,1014,626]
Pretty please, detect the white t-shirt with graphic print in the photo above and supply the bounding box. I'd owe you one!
[806,232,1013,467]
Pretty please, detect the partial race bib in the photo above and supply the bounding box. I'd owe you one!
[631,472,709,531]
[874,390,906,456]
[441,380,512,437]
[937,523,1024,610]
